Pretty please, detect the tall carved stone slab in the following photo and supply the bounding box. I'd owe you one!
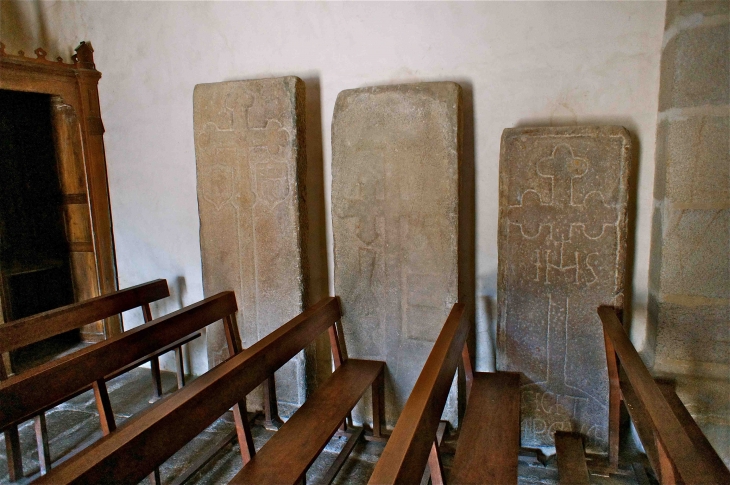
[332,83,462,426]
[498,126,631,455]
[194,77,307,413]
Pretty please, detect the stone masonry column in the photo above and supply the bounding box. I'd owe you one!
[648,0,729,465]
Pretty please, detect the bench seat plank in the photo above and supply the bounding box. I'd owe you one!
[230,358,384,485]
[555,431,589,485]
[449,372,520,485]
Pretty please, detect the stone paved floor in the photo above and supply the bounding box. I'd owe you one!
[2,366,711,485]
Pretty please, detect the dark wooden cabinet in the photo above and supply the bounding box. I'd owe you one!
[0,42,119,352]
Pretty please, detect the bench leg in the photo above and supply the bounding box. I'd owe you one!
[34,413,52,475]
[372,371,385,438]
[93,379,116,435]
[263,376,282,430]
[174,346,185,389]
[427,440,445,485]
[656,435,680,485]
[4,426,23,481]
[233,401,256,464]
[148,467,161,484]
[150,356,164,398]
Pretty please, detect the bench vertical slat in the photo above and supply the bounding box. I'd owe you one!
[328,321,352,431]
[224,313,256,464]
[3,427,23,481]
[555,431,590,485]
[92,379,116,435]
[598,306,730,484]
[368,303,469,485]
[34,414,52,475]
[603,324,620,470]
[371,370,385,438]
[143,302,164,399]
[618,374,662,476]
[33,297,342,485]
[449,372,520,485]
[1,360,24,481]
[174,347,185,388]
[427,441,445,485]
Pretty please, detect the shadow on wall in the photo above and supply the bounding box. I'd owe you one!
[300,75,334,396]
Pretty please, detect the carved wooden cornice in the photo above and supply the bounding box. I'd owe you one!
[0,41,97,72]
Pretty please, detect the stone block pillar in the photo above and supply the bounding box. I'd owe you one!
[649,0,729,377]
[648,0,729,467]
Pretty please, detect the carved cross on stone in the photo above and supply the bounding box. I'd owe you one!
[506,144,617,242]
[339,181,385,245]
[541,294,594,400]
[196,91,289,155]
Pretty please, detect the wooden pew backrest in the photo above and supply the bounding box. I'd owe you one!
[0,291,235,429]
[0,279,169,354]
[599,306,730,484]
[369,303,468,485]
[34,296,343,485]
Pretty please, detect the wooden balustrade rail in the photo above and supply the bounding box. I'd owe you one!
[34,296,344,485]
[598,306,730,484]
[0,279,171,481]
[0,291,234,430]
[0,279,169,355]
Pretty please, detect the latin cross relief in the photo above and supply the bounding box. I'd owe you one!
[506,144,617,242]
[196,90,289,155]
[526,294,599,410]
[340,172,385,246]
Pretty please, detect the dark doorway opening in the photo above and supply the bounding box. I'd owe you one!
[0,89,80,372]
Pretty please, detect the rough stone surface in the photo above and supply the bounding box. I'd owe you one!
[194,77,307,409]
[654,299,730,366]
[331,82,462,427]
[659,208,729,299]
[659,22,730,111]
[498,126,631,455]
[657,116,729,205]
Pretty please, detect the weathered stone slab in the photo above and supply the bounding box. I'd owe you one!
[332,82,462,426]
[194,77,307,411]
[497,126,631,455]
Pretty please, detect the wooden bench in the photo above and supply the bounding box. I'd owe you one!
[369,303,521,485]
[33,296,385,485]
[599,306,730,484]
[0,291,241,482]
[0,279,192,480]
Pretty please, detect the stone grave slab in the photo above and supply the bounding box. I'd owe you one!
[194,77,307,414]
[332,82,462,427]
[497,126,631,455]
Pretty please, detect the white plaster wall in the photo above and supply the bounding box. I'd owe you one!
[1,0,666,375]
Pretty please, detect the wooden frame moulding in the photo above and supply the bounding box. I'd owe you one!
[0,41,119,340]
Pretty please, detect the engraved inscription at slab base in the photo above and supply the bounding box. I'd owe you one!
[332,82,462,427]
[194,77,307,410]
[498,126,631,455]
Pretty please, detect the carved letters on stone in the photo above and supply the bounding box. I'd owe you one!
[332,83,462,426]
[194,77,306,411]
[498,126,631,454]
